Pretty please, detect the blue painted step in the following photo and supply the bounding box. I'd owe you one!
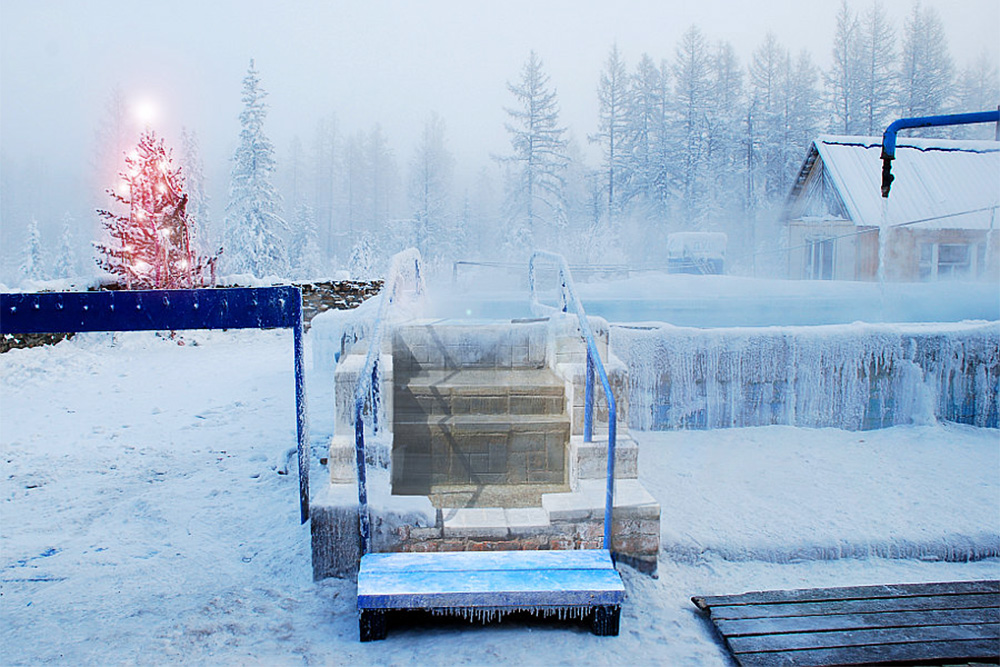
[357,549,625,640]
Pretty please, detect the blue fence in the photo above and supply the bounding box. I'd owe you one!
[0,286,310,523]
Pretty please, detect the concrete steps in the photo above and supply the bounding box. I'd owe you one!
[393,366,571,500]
[313,316,661,579]
[395,368,565,417]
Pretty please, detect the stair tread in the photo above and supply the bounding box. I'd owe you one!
[397,368,565,393]
[394,413,570,427]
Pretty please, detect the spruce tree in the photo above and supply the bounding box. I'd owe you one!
[500,51,568,255]
[409,112,455,262]
[289,203,323,280]
[899,3,953,118]
[224,59,288,278]
[859,0,897,135]
[590,43,630,230]
[180,128,212,252]
[55,212,78,279]
[20,218,45,282]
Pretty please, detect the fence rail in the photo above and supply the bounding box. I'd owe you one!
[0,286,310,523]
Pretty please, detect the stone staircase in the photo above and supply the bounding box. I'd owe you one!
[312,316,660,579]
[392,366,571,506]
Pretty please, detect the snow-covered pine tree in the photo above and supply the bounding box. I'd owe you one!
[180,127,212,252]
[409,112,455,262]
[748,32,791,204]
[224,59,288,278]
[673,25,713,227]
[705,40,746,222]
[826,0,865,134]
[621,53,672,261]
[859,0,897,136]
[55,212,78,279]
[289,203,323,280]
[20,217,45,282]
[96,130,216,289]
[954,51,1000,139]
[349,233,376,281]
[590,43,630,231]
[500,51,568,256]
[898,2,953,119]
[366,124,401,233]
[311,115,339,258]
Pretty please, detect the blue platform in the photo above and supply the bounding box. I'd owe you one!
[356,549,625,640]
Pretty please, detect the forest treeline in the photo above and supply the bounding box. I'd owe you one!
[9,1,999,282]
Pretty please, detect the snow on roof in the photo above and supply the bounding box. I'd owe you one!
[813,135,999,230]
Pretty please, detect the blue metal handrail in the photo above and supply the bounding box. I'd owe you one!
[528,250,618,551]
[353,249,424,555]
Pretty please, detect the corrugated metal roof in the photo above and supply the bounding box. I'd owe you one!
[813,135,999,230]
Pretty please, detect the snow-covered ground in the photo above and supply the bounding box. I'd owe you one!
[2,330,998,665]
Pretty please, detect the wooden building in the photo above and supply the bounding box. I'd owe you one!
[783,135,999,281]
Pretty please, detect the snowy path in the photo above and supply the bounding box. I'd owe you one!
[2,331,998,665]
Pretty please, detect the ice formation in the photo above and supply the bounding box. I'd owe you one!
[612,321,999,431]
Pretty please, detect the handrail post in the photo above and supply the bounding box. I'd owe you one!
[604,408,616,551]
[355,402,371,555]
[584,347,594,443]
[351,248,424,559]
[371,358,380,434]
[528,250,618,555]
[293,301,309,524]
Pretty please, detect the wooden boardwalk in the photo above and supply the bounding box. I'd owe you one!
[356,549,625,641]
[693,580,999,666]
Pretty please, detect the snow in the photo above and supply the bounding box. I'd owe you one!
[814,135,1000,230]
[2,329,998,664]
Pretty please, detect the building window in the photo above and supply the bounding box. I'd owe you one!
[806,238,834,280]
[919,242,976,280]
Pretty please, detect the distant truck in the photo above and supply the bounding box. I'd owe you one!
[666,232,727,275]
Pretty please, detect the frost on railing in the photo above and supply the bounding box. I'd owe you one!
[612,321,999,431]
[528,250,618,551]
[354,248,426,554]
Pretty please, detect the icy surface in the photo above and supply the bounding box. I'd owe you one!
[1,330,998,664]
[612,320,999,431]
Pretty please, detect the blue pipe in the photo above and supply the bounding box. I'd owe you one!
[881,109,1000,197]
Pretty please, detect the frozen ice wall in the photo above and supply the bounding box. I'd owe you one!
[612,321,999,431]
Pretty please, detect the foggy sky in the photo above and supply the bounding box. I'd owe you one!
[1,0,997,265]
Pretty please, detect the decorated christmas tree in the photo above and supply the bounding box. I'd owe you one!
[96,130,218,289]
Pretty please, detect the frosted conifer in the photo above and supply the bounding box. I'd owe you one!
[289,203,323,280]
[224,59,288,278]
[500,51,568,255]
[55,213,78,279]
[20,218,45,281]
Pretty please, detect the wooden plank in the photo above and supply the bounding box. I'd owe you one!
[359,549,615,573]
[693,580,998,609]
[716,606,999,637]
[728,622,998,654]
[735,639,1000,667]
[704,593,999,620]
[358,568,625,609]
